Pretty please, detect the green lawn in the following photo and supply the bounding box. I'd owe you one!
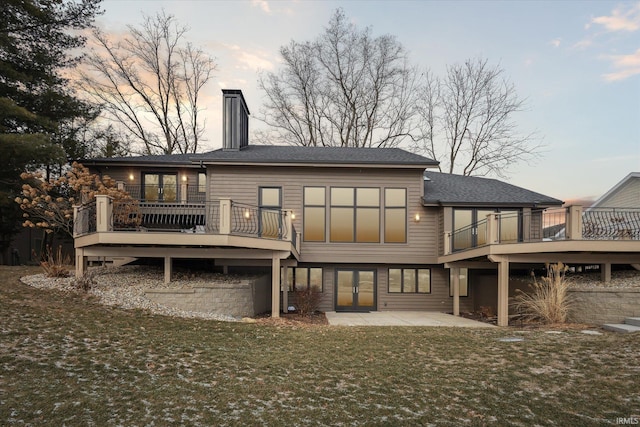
[1,266,638,426]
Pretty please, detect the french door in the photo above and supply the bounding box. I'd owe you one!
[335,270,376,312]
[143,173,177,202]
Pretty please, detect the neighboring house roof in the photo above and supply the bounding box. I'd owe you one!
[196,146,439,168]
[589,172,640,209]
[422,171,563,207]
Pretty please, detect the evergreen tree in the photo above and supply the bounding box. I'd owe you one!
[0,0,103,256]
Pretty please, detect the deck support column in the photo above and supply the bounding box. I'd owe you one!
[452,267,460,316]
[497,257,510,327]
[601,263,611,283]
[75,248,86,278]
[271,254,280,318]
[282,266,289,314]
[164,256,172,283]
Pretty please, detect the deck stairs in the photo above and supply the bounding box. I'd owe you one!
[603,317,640,333]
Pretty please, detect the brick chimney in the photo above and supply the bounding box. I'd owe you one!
[222,89,250,151]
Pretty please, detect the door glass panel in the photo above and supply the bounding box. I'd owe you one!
[358,271,375,307]
[162,175,177,202]
[337,271,354,307]
[144,174,159,202]
[453,209,473,250]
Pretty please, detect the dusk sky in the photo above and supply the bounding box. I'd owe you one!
[98,0,640,202]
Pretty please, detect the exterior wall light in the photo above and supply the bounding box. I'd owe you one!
[182,175,187,182]
[129,173,134,181]
[414,213,421,222]
[244,210,251,219]
[291,212,296,220]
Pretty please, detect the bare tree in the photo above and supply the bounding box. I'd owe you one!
[416,58,542,178]
[257,9,420,148]
[78,11,216,155]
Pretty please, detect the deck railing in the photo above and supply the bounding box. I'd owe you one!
[445,206,640,254]
[73,201,97,236]
[74,195,295,245]
[118,183,206,203]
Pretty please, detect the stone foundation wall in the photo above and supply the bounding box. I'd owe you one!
[568,288,640,324]
[145,276,271,318]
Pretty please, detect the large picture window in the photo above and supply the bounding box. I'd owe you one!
[303,187,325,241]
[388,268,431,293]
[330,188,380,243]
[285,267,323,292]
[384,188,407,243]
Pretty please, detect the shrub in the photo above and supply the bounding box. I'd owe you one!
[293,286,322,316]
[512,262,573,324]
[39,245,71,278]
[74,268,97,292]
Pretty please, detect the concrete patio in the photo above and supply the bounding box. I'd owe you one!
[325,311,495,327]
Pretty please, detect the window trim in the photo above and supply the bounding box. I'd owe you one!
[388,267,431,294]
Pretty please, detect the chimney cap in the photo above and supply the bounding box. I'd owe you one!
[222,89,250,115]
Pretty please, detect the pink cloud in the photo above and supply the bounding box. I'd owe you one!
[602,48,640,81]
[591,2,640,32]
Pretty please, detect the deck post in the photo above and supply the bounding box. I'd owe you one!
[164,256,172,283]
[75,248,86,278]
[271,254,281,318]
[497,257,510,327]
[487,213,499,244]
[95,195,113,232]
[443,232,451,255]
[452,267,460,316]
[600,263,611,283]
[566,205,583,240]
[282,266,289,314]
[219,198,231,235]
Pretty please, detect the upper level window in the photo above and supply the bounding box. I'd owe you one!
[330,187,380,243]
[384,188,407,243]
[143,173,176,202]
[388,268,430,293]
[452,208,521,250]
[304,187,325,242]
[198,172,206,193]
[259,187,282,239]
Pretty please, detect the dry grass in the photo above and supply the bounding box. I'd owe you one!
[1,266,639,426]
[513,263,573,324]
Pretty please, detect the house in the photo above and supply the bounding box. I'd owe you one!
[74,90,640,326]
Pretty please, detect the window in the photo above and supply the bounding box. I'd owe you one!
[304,187,325,241]
[384,188,406,243]
[285,267,323,292]
[198,172,206,193]
[388,268,431,293]
[330,187,380,243]
[449,268,469,297]
[452,208,521,250]
[259,187,282,239]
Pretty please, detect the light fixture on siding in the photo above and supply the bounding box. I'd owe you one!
[128,173,134,181]
[291,212,296,220]
[182,175,187,182]
[244,210,251,219]
[414,213,421,222]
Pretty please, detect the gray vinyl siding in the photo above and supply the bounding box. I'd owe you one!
[209,165,438,264]
[597,178,640,208]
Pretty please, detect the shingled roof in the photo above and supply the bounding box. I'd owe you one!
[197,145,438,167]
[423,171,563,207]
[85,151,213,167]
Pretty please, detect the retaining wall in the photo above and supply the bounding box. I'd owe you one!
[568,288,640,324]
[144,275,271,318]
